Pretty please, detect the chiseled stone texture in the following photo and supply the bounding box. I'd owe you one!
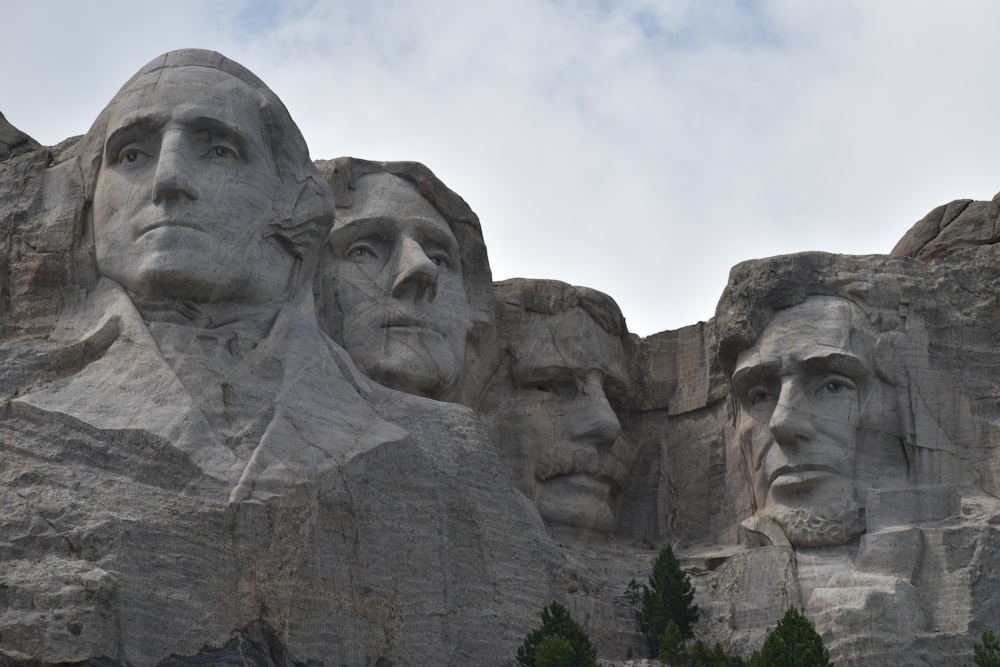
[8,50,1000,667]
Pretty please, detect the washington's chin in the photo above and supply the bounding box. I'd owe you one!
[533,474,615,539]
[761,500,866,548]
[765,469,853,505]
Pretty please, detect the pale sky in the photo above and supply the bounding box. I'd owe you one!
[5,1,1000,335]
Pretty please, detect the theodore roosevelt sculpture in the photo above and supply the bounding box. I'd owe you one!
[314,157,495,406]
[490,279,634,542]
[16,49,395,501]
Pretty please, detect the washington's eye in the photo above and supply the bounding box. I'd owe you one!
[210,145,239,159]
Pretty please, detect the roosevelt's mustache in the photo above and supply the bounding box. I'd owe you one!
[534,442,629,485]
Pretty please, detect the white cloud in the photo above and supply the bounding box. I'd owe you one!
[4,0,1000,334]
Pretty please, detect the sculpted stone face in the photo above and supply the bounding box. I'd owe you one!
[93,66,294,305]
[731,296,906,547]
[499,307,629,540]
[325,173,470,398]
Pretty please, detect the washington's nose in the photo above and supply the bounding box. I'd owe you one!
[152,131,199,203]
[769,380,815,446]
[569,373,623,446]
[390,236,438,301]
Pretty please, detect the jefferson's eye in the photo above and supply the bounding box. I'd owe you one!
[347,245,377,260]
[117,148,143,164]
[817,376,856,396]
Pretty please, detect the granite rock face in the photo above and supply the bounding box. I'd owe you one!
[5,48,1000,667]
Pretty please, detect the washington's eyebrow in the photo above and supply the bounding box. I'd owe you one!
[104,115,167,158]
[183,116,249,158]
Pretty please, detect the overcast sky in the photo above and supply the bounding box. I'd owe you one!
[4,1,1000,335]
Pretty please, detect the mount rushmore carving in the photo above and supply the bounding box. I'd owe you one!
[2,49,1000,666]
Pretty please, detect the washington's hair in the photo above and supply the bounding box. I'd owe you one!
[61,48,334,283]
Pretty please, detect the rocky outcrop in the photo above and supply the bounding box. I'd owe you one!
[7,49,1000,667]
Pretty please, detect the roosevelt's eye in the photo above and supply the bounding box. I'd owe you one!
[533,380,578,399]
[746,385,773,406]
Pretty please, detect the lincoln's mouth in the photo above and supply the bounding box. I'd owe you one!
[382,317,443,336]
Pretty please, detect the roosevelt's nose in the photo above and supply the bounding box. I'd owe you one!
[769,379,815,446]
[390,236,438,301]
[152,130,200,203]
[568,372,623,446]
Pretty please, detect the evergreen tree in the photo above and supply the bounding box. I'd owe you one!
[535,635,576,667]
[748,607,829,667]
[516,601,599,667]
[641,544,699,644]
[969,630,1000,667]
[658,620,687,665]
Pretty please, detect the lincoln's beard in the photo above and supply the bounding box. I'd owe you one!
[762,500,866,548]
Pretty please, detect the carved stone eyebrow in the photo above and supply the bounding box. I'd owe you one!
[799,352,868,380]
[183,116,249,159]
[104,114,167,159]
[730,360,777,392]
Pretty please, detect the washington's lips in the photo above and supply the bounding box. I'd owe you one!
[138,219,204,236]
[768,464,840,487]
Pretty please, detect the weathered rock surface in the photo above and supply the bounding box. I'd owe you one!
[6,49,1000,667]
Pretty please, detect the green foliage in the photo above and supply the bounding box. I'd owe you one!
[516,601,599,667]
[624,577,642,606]
[748,607,829,667]
[535,635,576,667]
[657,625,744,667]
[969,630,1000,667]
[641,544,699,646]
[658,620,686,664]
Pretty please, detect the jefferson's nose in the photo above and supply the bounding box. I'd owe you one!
[390,236,438,301]
[152,130,200,203]
[568,373,623,447]
[769,379,815,446]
